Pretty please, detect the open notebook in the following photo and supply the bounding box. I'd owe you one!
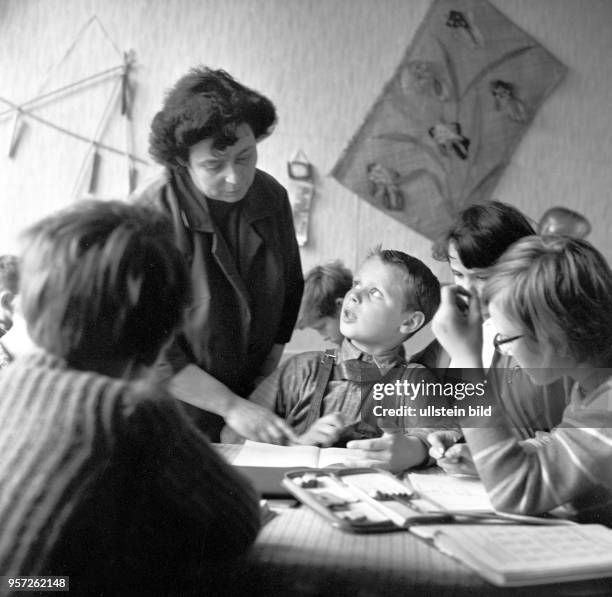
[224,440,356,497]
[407,471,493,512]
[232,440,354,468]
[410,523,612,586]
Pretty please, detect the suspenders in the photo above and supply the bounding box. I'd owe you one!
[299,348,407,432]
[302,349,337,430]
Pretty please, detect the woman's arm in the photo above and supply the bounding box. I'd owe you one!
[169,363,297,443]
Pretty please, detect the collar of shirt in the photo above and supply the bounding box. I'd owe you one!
[336,339,405,382]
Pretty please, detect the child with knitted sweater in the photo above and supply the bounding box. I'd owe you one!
[0,201,260,596]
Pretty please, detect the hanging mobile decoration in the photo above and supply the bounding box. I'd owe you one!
[0,17,145,198]
[287,149,315,247]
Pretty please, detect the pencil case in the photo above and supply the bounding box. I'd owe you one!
[282,467,453,533]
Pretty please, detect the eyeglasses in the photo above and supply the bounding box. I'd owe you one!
[493,333,524,354]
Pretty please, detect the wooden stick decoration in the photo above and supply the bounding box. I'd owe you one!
[0,65,125,122]
[0,94,147,165]
[71,75,123,198]
[7,109,25,158]
[122,51,138,193]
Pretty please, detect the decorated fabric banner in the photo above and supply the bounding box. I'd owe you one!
[288,150,315,246]
[331,0,567,240]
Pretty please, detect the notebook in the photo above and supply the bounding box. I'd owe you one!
[410,524,612,586]
[407,471,493,512]
[232,440,355,468]
[219,440,358,497]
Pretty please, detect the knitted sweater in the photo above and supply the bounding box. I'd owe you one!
[464,378,612,525]
[0,353,260,596]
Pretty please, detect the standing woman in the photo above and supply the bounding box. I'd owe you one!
[136,67,303,442]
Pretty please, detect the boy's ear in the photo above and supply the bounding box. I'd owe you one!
[334,297,344,313]
[399,310,425,335]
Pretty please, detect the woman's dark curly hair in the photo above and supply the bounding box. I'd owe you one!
[149,67,277,169]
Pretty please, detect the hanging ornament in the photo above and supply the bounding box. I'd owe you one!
[287,150,315,246]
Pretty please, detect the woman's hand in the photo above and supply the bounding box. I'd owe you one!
[225,397,298,445]
[296,413,346,447]
[345,430,428,473]
[427,430,478,477]
[431,285,483,366]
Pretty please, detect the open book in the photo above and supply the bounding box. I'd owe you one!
[232,440,354,468]
[223,440,356,497]
[411,523,612,586]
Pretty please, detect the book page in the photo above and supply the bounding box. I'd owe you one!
[316,447,357,468]
[408,471,493,512]
[425,524,612,586]
[233,440,320,467]
[231,441,357,469]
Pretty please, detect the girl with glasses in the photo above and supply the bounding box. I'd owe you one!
[432,236,612,524]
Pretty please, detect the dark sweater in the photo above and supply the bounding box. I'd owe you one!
[0,352,260,596]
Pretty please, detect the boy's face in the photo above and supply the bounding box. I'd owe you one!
[340,256,412,353]
[310,314,343,345]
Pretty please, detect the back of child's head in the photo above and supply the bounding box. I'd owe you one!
[0,255,19,294]
[19,200,190,369]
[297,260,352,328]
[484,235,612,366]
[367,247,440,324]
[433,200,535,269]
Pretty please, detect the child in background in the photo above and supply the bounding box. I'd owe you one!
[432,235,612,525]
[0,254,18,337]
[249,248,450,473]
[419,201,567,475]
[0,201,260,596]
[296,260,353,345]
[0,297,35,369]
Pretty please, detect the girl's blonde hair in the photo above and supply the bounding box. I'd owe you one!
[483,235,612,365]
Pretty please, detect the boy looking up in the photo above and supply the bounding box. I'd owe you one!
[296,260,353,346]
[249,248,447,472]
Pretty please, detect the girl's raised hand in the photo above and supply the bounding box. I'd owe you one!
[431,285,483,365]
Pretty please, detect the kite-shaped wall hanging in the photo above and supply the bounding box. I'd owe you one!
[331,0,567,240]
[0,17,147,199]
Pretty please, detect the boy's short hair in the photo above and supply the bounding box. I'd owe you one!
[297,260,352,328]
[19,200,190,368]
[484,235,612,365]
[0,255,19,294]
[432,200,535,269]
[367,247,440,324]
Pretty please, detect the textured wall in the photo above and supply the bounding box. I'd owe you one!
[1,0,611,355]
